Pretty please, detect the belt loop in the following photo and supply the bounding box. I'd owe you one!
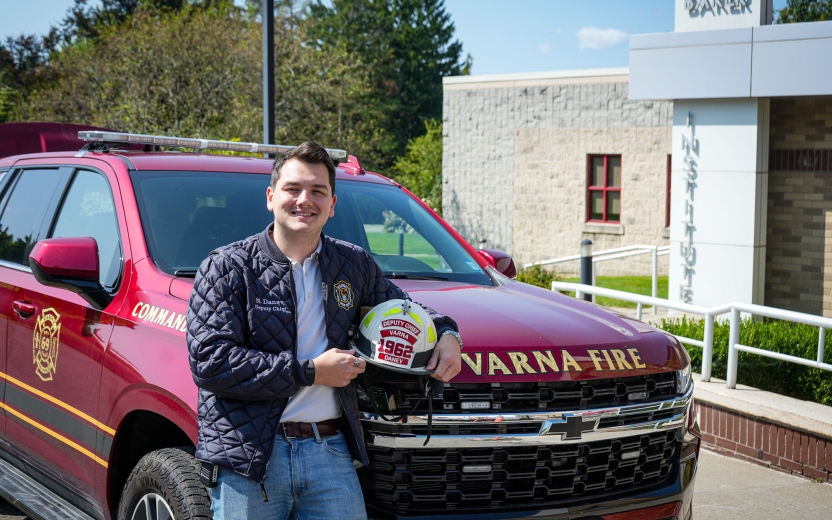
[311,422,322,442]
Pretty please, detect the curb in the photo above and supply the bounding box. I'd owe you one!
[693,373,832,483]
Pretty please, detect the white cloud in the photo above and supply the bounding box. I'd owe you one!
[576,26,629,50]
[538,43,551,55]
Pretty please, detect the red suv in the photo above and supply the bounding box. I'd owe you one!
[0,129,698,520]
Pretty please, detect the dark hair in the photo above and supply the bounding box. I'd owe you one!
[270,141,337,194]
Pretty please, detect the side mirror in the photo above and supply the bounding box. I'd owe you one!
[29,237,112,310]
[477,248,517,279]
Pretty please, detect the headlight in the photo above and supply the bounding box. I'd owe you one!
[676,364,692,394]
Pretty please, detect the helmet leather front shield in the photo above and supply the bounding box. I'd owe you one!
[351,299,437,375]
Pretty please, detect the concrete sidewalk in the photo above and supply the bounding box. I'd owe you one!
[695,448,832,519]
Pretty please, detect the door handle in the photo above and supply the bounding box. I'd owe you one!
[12,300,35,318]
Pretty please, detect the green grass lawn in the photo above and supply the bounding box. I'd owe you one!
[559,276,669,308]
[366,231,442,269]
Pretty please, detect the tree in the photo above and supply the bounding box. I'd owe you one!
[0,1,216,116]
[51,1,224,45]
[776,0,832,22]
[0,33,57,92]
[0,75,13,124]
[12,4,386,162]
[307,0,469,169]
[390,119,443,214]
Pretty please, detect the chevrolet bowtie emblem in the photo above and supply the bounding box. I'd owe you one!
[540,414,598,440]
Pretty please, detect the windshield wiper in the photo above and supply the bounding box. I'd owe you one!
[174,269,198,277]
[385,272,449,281]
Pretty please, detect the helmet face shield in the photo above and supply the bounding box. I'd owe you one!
[351,299,437,374]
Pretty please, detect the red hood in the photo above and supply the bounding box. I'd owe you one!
[170,277,686,383]
[398,280,685,383]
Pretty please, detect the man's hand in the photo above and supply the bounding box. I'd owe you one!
[313,348,365,387]
[427,335,462,382]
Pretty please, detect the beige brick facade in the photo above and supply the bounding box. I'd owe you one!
[444,77,832,308]
[513,126,671,275]
[442,71,673,276]
[765,97,832,316]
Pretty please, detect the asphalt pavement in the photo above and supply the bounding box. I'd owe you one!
[0,448,829,519]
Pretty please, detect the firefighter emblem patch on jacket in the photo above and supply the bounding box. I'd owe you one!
[33,308,61,382]
[334,280,354,310]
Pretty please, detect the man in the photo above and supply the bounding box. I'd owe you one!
[187,142,462,519]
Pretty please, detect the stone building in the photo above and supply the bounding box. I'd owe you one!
[630,0,832,315]
[442,0,832,316]
[765,97,832,315]
[442,69,673,276]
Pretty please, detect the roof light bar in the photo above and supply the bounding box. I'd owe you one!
[77,131,347,159]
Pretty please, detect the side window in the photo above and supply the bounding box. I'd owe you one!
[0,169,64,266]
[51,170,122,289]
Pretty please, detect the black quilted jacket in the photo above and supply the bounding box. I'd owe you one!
[187,224,457,482]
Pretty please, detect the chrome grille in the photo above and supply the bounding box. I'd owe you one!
[358,372,677,415]
[358,430,679,514]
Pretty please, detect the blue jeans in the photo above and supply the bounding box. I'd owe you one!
[210,432,367,520]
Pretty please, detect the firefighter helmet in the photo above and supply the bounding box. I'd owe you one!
[351,299,437,374]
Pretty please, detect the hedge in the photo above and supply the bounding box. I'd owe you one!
[660,317,832,406]
[515,265,559,289]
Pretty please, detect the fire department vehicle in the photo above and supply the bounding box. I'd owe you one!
[0,126,698,520]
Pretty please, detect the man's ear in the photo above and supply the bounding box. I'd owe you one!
[329,194,337,218]
[266,186,274,212]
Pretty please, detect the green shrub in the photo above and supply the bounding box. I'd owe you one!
[516,265,559,289]
[661,317,832,406]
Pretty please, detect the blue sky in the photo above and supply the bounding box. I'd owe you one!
[1,0,790,75]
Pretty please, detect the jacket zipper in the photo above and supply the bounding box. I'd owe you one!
[258,264,300,501]
[318,246,368,466]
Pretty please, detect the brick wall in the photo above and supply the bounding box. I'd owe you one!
[442,76,673,273]
[765,97,832,316]
[513,126,671,275]
[695,401,832,483]
[769,97,832,150]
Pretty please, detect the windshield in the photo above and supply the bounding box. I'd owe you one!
[130,171,491,285]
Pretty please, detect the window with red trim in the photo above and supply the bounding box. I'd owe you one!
[587,155,621,223]
[666,154,672,228]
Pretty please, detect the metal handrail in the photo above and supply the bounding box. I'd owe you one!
[549,282,832,389]
[525,245,669,269]
[526,245,669,313]
[725,303,832,387]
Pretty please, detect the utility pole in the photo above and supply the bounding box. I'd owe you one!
[262,0,275,149]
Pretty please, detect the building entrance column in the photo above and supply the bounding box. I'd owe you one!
[631,0,776,307]
[668,98,769,307]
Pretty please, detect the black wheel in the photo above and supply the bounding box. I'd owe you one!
[118,446,212,520]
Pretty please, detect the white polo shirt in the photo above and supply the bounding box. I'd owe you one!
[280,240,342,423]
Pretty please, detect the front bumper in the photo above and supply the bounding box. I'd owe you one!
[366,449,696,520]
[361,387,698,520]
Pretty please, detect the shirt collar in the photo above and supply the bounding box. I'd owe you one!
[309,239,323,260]
[258,223,326,264]
[289,238,322,266]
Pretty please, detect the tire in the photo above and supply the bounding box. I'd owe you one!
[118,446,212,520]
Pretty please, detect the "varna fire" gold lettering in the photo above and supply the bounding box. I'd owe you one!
[460,348,648,376]
[132,302,188,332]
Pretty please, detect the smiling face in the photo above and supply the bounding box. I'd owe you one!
[267,158,336,240]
